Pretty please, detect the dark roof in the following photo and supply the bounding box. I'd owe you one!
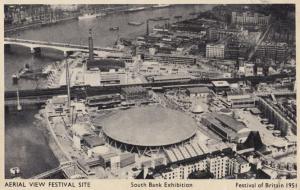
[237,131,265,151]
[236,156,248,165]
[82,135,105,147]
[121,86,147,94]
[188,170,214,179]
[214,113,247,132]
[187,87,210,94]
[135,169,155,179]
[87,59,125,71]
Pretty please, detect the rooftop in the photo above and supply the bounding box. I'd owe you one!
[101,105,197,147]
[72,123,94,137]
[211,80,230,87]
[121,86,147,94]
[214,113,247,132]
[203,113,250,138]
[82,135,105,148]
[187,87,210,94]
[87,59,125,72]
[152,74,191,81]
[236,156,248,165]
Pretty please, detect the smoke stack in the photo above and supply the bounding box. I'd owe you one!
[88,28,94,61]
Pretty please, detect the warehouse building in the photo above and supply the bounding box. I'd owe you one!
[201,113,251,143]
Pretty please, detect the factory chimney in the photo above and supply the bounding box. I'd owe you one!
[88,28,94,61]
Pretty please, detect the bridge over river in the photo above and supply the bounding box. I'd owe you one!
[4,38,123,57]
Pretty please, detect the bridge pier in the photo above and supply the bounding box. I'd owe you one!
[31,47,42,56]
[64,51,68,57]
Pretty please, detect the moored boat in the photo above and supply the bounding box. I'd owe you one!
[78,13,97,20]
[10,167,21,177]
[109,26,119,31]
[126,7,145,12]
[152,4,171,8]
[128,21,144,26]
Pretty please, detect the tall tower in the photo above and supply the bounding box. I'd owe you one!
[88,28,94,61]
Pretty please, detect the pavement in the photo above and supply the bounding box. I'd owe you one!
[234,109,288,147]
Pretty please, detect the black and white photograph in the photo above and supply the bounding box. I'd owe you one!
[4,4,297,181]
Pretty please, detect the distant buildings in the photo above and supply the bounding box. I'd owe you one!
[256,42,288,63]
[208,27,239,41]
[4,5,78,26]
[231,11,270,25]
[206,43,225,59]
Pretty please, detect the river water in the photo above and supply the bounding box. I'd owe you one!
[5,5,214,178]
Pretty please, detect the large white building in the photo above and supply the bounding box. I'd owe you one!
[206,44,225,59]
[232,11,270,25]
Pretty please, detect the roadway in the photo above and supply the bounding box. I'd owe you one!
[4,38,123,54]
[247,23,272,61]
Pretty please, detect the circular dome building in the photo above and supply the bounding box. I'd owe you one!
[101,106,197,155]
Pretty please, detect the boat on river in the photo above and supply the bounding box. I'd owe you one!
[109,26,119,31]
[128,21,144,26]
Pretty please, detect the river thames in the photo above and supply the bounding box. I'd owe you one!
[4,4,214,178]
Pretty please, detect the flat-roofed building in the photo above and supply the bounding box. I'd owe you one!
[206,43,225,59]
[232,11,270,25]
[211,80,230,94]
[150,74,191,83]
[226,90,256,108]
[186,87,210,97]
[256,42,288,63]
[100,69,126,85]
[230,98,256,108]
[234,156,251,174]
